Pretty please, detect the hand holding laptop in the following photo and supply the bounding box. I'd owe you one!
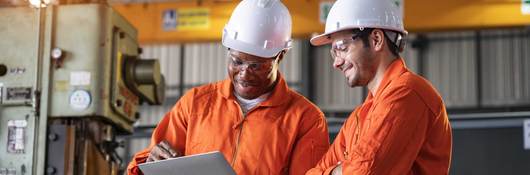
[147,140,182,162]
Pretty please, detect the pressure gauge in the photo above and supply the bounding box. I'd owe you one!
[69,90,91,110]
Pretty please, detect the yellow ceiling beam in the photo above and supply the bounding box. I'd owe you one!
[112,0,530,44]
[405,0,530,32]
[113,0,322,43]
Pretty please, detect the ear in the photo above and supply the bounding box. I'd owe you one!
[370,29,385,52]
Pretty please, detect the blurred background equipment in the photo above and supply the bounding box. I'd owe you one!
[0,2,164,175]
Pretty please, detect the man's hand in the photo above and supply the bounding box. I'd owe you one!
[146,140,182,162]
[331,164,342,175]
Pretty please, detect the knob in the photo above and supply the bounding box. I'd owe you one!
[0,64,7,76]
[48,133,58,141]
[46,166,56,175]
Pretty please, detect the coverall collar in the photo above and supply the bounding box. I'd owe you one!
[370,58,409,100]
[220,72,290,107]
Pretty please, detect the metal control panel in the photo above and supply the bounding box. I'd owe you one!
[0,6,43,175]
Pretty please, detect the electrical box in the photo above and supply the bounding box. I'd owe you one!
[0,6,43,175]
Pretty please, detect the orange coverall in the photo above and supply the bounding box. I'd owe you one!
[307,58,452,175]
[128,75,330,175]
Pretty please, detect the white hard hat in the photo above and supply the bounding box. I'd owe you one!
[222,0,292,58]
[310,0,407,46]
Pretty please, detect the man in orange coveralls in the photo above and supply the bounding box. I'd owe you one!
[306,0,452,174]
[127,0,330,174]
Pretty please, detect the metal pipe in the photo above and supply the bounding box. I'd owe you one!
[179,45,185,98]
[475,31,483,108]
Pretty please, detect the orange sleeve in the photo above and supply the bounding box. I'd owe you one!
[305,110,357,175]
[288,112,330,175]
[342,86,432,174]
[126,91,193,175]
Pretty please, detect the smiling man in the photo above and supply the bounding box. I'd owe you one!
[306,0,452,174]
[126,0,329,175]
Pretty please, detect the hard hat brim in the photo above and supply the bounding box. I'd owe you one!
[223,36,285,58]
[310,27,408,46]
[310,32,332,46]
[310,27,356,46]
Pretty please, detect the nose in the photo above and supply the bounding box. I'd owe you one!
[238,65,251,78]
[332,57,345,70]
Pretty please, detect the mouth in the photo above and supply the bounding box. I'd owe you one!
[341,62,354,74]
[236,80,257,87]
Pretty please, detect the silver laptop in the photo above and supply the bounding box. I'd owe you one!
[138,151,236,175]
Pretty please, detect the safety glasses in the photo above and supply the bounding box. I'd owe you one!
[329,32,363,60]
[227,52,275,72]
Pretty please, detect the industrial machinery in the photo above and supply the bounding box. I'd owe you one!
[0,3,165,175]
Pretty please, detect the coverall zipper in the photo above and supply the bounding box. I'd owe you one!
[354,113,360,144]
[231,105,245,165]
[231,102,260,166]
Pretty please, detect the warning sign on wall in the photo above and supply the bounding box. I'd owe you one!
[163,9,177,31]
[319,1,333,24]
[162,8,210,31]
[523,0,530,15]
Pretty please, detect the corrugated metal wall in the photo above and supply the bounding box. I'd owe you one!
[402,38,420,74]
[481,29,530,107]
[182,43,225,85]
[421,28,530,109]
[423,31,478,108]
